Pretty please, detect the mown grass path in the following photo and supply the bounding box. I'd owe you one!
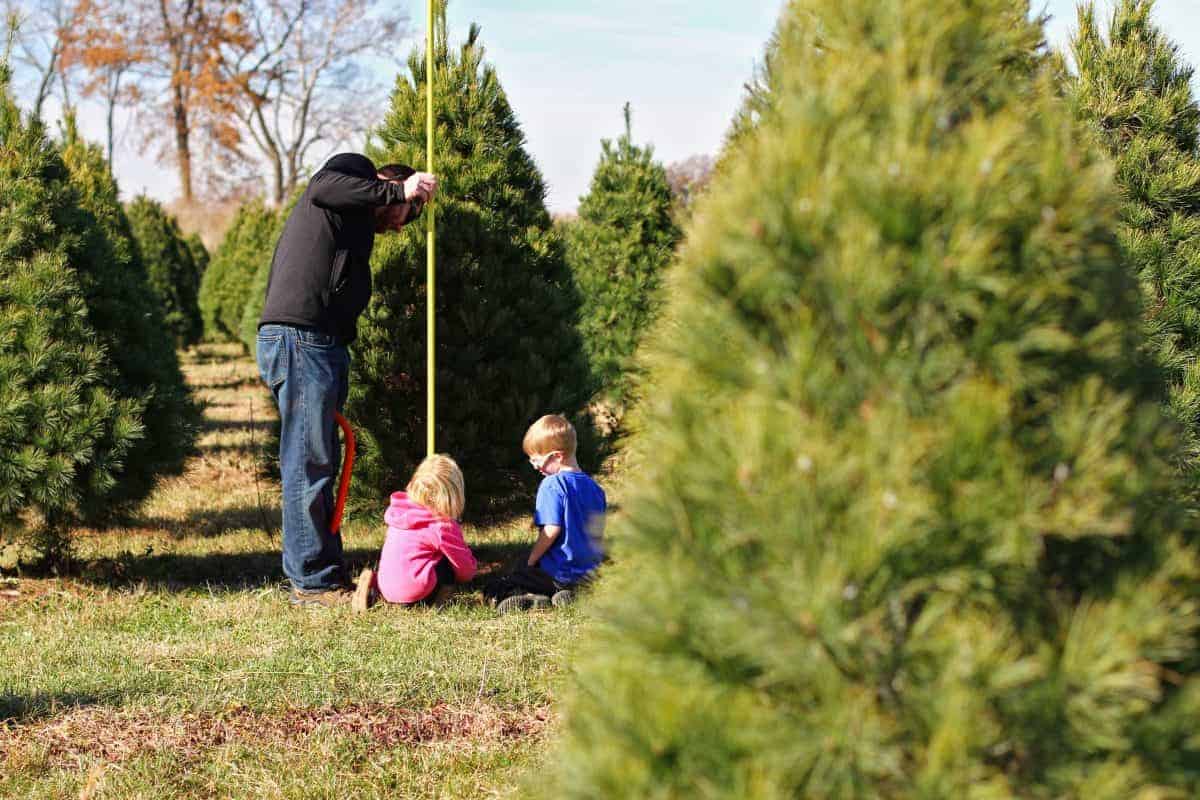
[1,344,575,798]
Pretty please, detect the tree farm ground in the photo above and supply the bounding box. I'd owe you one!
[1,343,588,798]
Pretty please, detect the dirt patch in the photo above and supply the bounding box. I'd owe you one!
[1,703,551,768]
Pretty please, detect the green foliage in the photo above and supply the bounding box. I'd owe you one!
[239,190,298,353]
[185,232,209,278]
[125,196,205,347]
[544,0,1200,796]
[566,104,681,408]
[58,120,199,517]
[352,0,592,509]
[0,73,142,544]
[199,199,279,345]
[1068,0,1200,491]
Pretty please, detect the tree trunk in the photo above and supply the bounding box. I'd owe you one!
[173,83,193,202]
[272,155,284,205]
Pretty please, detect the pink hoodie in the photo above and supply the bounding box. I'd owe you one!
[377,492,477,604]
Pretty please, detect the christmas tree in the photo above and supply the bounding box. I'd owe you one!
[352,1,591,507]
[566,104,680,412]
[185,233,209,279]
[542,0,1200,795]
[58,120,198,516]
[239,191,298,353]
[1068,0,1200,491]
[198,199,279,345]
[125,196,205,348]
[0,70,141,552]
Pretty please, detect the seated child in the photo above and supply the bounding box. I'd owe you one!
[352,454,476,612]
[484,414,606,614]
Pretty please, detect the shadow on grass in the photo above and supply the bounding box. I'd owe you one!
[135,505,282,539]
[198,375,263,391]
[76,547,380,593]
[73,534,531,595]
[0,691,119,724]
[199,417,275,437]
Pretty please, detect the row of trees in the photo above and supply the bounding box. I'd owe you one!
[539,0,1200,795]
[0,66,203,558]
[191,2,685,509]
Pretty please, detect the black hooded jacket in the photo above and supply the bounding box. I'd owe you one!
[258,153,408,343]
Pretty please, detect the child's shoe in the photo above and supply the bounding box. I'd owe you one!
[496,593,551,614]
[351,568,378,613]
[551,589,575,607]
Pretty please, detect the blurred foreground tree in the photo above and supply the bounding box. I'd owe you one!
[541,0,1200,795]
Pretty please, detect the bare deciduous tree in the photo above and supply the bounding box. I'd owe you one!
[3,0,79,119]
[665,153,715,211]
[221,0,405,203]
[69,0,250,202]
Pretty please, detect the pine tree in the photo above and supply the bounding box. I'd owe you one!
[1068,0,1200,491]
[542,0,1200,796]
[352,1,592,507]
[566,104,680,412]
[185,233,209,280]
[199,199,278,345]
[239,190,298,353]
[0,69,142,550]
[124,196,205,348]
[59,120,198,516]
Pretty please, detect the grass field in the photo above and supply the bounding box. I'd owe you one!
[1,344,580,799]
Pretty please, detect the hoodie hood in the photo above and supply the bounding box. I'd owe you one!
[322,152,377,180]
[385,492,442,531]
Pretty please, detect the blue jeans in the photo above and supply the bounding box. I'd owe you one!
[256,324,349,591]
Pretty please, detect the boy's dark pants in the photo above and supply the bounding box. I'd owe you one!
[483,560,590,603]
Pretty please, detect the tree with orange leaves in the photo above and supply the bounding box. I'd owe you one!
[65,0,249,202]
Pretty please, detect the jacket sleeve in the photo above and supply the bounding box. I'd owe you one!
[309,167,407,211]
[438,521,477,583]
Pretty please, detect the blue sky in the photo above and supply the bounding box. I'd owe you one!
[59,0,1200,213]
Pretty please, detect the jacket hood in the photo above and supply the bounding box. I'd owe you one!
[385,492,442,530]
[321,152,377,179]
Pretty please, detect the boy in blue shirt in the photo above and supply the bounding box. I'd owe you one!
[485,414,606,614]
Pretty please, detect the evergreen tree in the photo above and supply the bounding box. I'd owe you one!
[566,104,681,411]
[199,199,278,345]
[352,1,592,507]
[0,69,141,549]
[543,0,1200,796]
[59,120,198,515]
[1068,0,1200,491]
[185,232,209,280]
[239,191,297,353]
[125,196,205,347]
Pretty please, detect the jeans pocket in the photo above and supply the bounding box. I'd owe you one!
[256,334,288,388]
[296,328,340,350]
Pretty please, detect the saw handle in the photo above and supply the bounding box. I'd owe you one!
[331,412,356,535]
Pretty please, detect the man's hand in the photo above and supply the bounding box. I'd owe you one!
[403,171,438,204]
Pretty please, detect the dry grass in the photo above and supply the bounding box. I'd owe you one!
[1,703,551,769]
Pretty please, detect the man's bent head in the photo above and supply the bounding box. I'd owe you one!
[375,163,419,233]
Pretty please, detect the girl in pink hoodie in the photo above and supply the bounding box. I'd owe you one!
[352,455,477,611]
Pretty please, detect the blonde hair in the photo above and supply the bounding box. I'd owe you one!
[523,414,577,457]
[406,454,465,520]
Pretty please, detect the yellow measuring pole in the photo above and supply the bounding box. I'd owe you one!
[426,0,436,457]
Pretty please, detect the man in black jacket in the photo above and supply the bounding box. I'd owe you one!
[256,152,437,606]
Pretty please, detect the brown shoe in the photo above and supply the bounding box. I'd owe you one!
[289,586,353,608]
[351,568,377,613]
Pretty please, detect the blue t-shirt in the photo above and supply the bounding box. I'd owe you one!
[534,470,606,585]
